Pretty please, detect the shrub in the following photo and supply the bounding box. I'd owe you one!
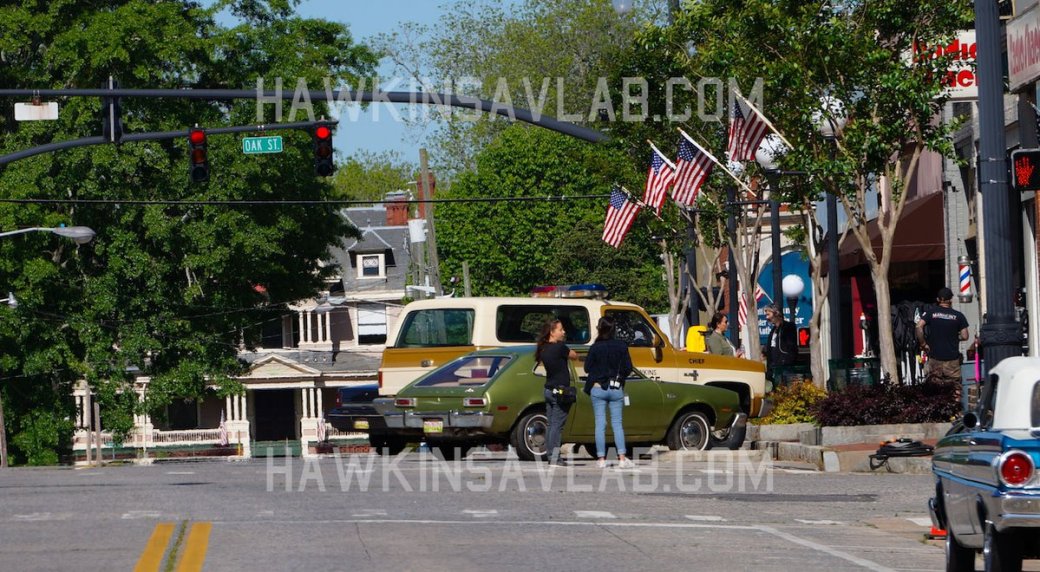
[812,380,961,426]
[755,381,828,425]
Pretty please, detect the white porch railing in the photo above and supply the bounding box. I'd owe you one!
[152,428,223,446]
[325,425,366,440]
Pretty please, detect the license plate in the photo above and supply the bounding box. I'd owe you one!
[423,419,444,434]
[354,419,370,430]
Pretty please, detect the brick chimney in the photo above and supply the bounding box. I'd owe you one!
[384,190,410,226]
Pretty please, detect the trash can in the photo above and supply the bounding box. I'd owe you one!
[828,358,881,392]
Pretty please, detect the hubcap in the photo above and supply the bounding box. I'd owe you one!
[524,416,548,455]
[681,416,707,449]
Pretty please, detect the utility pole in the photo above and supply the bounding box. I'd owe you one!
[462,261,472,297]
[974,0,1022,389]
[0,386,6,468]
[419,149,442,296]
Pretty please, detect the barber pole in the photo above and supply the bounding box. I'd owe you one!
[957,255,973,302]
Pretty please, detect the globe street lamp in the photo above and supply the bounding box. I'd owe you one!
[0,224,95,469]
[814,96,847,369]
[782,274,805,324]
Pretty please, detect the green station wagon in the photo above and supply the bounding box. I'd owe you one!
[373,345,746,460]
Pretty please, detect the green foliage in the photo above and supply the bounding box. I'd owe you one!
[436,125,671,311]
[754,381,827,425]
[330,151,417,204]
[0,0,376,464]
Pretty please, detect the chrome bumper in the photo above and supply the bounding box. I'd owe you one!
[993,493,1040,531]
[383,410,495,430]
[729,412,748,432]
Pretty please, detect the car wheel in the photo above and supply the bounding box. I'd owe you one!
[667,410,712,451]
[983,523,1022,572]
[944,527,975,572]
[435,445,471,461]
[510,411,548,461]
[709,423,747,450]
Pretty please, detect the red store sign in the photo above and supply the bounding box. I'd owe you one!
[1008,7,1040,91]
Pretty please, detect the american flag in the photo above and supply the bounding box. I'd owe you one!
[738,283,768,330]
[672,135,715,205]
[602,186,641,248]
[727,99,769,162]
[642,146,675,214]
[218,410,229,447]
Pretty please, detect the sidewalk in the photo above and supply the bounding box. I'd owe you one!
[748,423,948,473]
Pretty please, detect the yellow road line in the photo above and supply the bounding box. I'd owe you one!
[175,522,213,572]
[133,522,175,572]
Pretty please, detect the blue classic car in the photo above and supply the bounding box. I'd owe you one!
[931,356,1040,571]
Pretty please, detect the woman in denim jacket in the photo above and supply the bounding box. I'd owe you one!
[582,317,634,469]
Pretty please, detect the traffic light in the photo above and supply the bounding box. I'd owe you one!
[797,327,810,347]
[188,127,209,183]
[1011,148,1040,192]
[313,122,334,177]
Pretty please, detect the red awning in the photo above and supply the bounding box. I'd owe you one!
[824,192,945,273]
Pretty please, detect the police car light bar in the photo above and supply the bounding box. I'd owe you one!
[530,284,609,299]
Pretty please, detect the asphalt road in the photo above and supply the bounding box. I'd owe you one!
[0,450,1014,571]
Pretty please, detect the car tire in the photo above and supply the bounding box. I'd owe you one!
[667,410,712,451]
[983,523,1022,572]
[709,423,747,450]
[944,526,975,572]
[510,410,549,461]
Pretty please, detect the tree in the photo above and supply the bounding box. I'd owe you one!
[330,150,416,204]
[0,0,376,464]
[436,124,671,311]
[639,0,972,382]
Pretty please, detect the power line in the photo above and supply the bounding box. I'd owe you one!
[0,195,611,206]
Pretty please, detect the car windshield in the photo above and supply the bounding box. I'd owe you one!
[395,308,475,347]
[414,355,512,388]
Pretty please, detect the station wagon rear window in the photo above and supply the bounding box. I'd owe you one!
[496,305,591,344]
[395,309,475,347]
[415,356,512,387]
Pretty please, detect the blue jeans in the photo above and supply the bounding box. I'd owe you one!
[544,389,570,463]
[590,386,626,457]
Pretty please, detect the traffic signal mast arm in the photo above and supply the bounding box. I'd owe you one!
[0,87,607,143]
[0,120,336,167]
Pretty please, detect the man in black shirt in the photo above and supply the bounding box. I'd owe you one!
[762,304,797,385]
[916,287,969,384]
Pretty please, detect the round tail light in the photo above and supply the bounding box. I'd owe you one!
[997,451,1035,487]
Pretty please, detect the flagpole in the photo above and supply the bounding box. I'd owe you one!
[647,140,677,171]
[677,128,754,194]
[733,90,794,149]
[618,185,665,221]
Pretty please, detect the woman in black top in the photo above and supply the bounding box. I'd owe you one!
[535,319,577,466]
[582,317,634,469]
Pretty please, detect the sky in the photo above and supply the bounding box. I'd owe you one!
[289,0,450,161]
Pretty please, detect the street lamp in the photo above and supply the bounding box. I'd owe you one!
[0,224,95,470]
[782,274,805,323]
[814,96,847,369]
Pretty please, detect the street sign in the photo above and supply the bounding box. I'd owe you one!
[14,102,58,121]
[242,135,283,154]
[1011,148,1040,191]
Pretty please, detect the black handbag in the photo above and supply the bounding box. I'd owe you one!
[553,385,577,405]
